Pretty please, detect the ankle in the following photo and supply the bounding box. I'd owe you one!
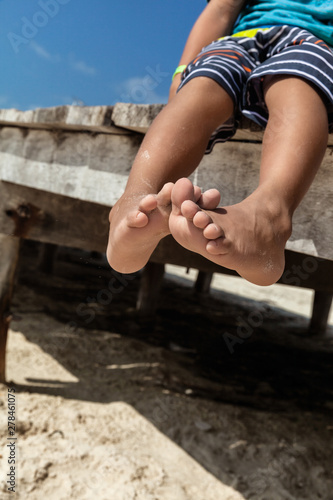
[250,187,293,239]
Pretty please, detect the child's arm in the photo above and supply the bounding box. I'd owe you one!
[169,0,246,100]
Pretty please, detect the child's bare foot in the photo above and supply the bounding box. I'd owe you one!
[106,182,219,274]
[169,178,292,286]
[107,183,174,273]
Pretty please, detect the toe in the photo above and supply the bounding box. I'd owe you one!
[193,185,202,201]
[127,210,149,228]
[180,200,200,219]
[192,210,212,229]
[139,194,158,212]
[198,189,221,210]
[206,237,229,255]
[158,182,174,205]
[203,222,224,239]
[171,178,196,209]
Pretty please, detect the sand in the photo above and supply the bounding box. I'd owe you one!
[1,243,333,499]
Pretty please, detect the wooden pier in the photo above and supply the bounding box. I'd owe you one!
[0,103,332,382]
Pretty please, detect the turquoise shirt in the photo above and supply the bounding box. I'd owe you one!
[233,0,333,46]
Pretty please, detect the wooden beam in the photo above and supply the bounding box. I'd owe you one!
[0,235,20,383]
[0,105,130,135]
[0,125,332,259]
[112,102,333,146]
[1,182,332,292]
[151,236,333,292]
[0,126,137,207]
[0,182,110,253]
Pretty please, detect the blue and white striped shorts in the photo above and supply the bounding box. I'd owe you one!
[178,26,333,152]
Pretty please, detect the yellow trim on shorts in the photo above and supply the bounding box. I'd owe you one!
[218,27,272,41]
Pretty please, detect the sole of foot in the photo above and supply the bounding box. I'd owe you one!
[107,183,174,274]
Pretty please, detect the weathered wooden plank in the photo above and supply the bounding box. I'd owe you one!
[0,182,332,292]
[0,234,21,383]
[112,102,333,145]
[0,182,110,253]
[112,103,165,133]
[190,141,333,261]
[2,103,333,145]
[112,102,261,139]
[1,103,333,146]
[0,105,130,135]
[151,235,333,292]
[0,126,140,206]
[1,126,332,259]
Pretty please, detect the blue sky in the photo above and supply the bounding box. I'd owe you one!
[0,0,205,111]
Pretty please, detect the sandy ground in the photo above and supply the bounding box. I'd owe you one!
[1,242,333,500]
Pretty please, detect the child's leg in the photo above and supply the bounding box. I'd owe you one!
[169,76,329,286]
[107,77,234,273]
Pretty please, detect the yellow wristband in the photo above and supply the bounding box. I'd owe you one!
[172,65,187,81]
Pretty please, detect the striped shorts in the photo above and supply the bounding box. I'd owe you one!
[178,26,333,152]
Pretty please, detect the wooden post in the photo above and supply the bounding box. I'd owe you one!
[309,290,333,335]
[37,242,58,274]
[136,262,165,316]
[194,271,213,294]
[0,234,21,383]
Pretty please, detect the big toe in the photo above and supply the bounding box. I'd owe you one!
[171,178,196,213]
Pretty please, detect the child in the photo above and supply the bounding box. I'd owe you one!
[107,0,333,286]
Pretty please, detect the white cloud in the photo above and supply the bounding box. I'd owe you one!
[29,41,61,62]
[30,41,51,59]
[117,76,168,105]
[69,56,96,76]
[28,44,96,77]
